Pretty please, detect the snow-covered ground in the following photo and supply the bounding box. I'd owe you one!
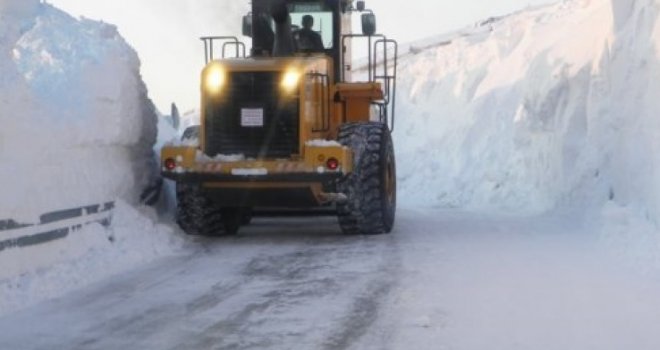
[3,211,660,350]
[361,210,660,350]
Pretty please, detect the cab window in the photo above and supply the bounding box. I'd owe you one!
[289,2,334,49]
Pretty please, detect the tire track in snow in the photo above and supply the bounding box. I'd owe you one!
[0,216,403,350]
[176,230,402,350]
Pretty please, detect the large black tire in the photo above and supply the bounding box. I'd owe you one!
[176,126,232,236]
[337,122,397,235]
[176,184,230,236]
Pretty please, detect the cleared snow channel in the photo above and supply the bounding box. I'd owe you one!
[3,0,660,349]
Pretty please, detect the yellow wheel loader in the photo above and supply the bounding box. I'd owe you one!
[161,0,398,235]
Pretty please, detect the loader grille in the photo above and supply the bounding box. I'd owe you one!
[204,71,300,159]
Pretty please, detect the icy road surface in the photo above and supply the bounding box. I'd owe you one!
[2,209,660,350]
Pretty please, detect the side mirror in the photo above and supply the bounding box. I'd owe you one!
[361,13,376,36]
[356,1,366,12]
[242,14,253,37]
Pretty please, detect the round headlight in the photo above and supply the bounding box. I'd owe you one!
[205,66,225,94]
[281,70,301,93]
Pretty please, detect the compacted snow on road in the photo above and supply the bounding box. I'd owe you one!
[2,210,660,350]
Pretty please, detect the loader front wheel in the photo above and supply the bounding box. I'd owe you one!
[337,122,397,235]
[176,183,226,236]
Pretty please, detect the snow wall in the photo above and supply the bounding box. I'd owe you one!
[396,0,653,215]
[0,0,157,222]
[396,0,660,267]
[0,0,183,313]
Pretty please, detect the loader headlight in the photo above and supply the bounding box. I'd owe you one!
[205,66,226,94]
[281,69,301,93]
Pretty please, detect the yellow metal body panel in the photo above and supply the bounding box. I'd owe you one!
[200,56,334,156]
[161,51,385,207]
[335,82,384,124]
[161,143,352,206]
[161,146,197,169]
[303,145,353,173]
[197,56,384,155]
[161,145,352,177]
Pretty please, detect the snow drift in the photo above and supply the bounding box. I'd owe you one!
[395,0,660,267]
[396,0,660,218]
[0,0,157,223]
[0,0,183,315]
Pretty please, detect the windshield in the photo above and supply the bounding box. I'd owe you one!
[289,2,334,49]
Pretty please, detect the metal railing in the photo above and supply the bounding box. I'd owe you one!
[341,34,398,131]
[373,38,398,131]
[201,36,247,63]
[307,72,331,132]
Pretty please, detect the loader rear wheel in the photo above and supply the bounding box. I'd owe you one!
[176,183,229,236]
[337,122,397,235]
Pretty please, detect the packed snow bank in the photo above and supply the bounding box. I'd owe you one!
[396,0,612,212]
[0,1,157,223]
[0,201,185,315]
[0,1,184,314]
[395,0,660,268]
[594,0,660,272]
[396,0,658,213]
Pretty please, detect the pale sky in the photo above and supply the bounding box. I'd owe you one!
[48,0,552,114]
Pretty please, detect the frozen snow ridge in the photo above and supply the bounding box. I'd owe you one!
[396,0,660,215]
[395,0,660,269]
[0,0,179,315]
[0,1,158,222]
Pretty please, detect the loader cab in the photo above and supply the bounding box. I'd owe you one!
[200,0,398,136]
[244,0,362,81]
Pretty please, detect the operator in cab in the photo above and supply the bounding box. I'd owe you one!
[293,14,325,52]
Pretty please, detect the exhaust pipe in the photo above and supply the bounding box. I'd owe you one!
[270,0,295,57]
